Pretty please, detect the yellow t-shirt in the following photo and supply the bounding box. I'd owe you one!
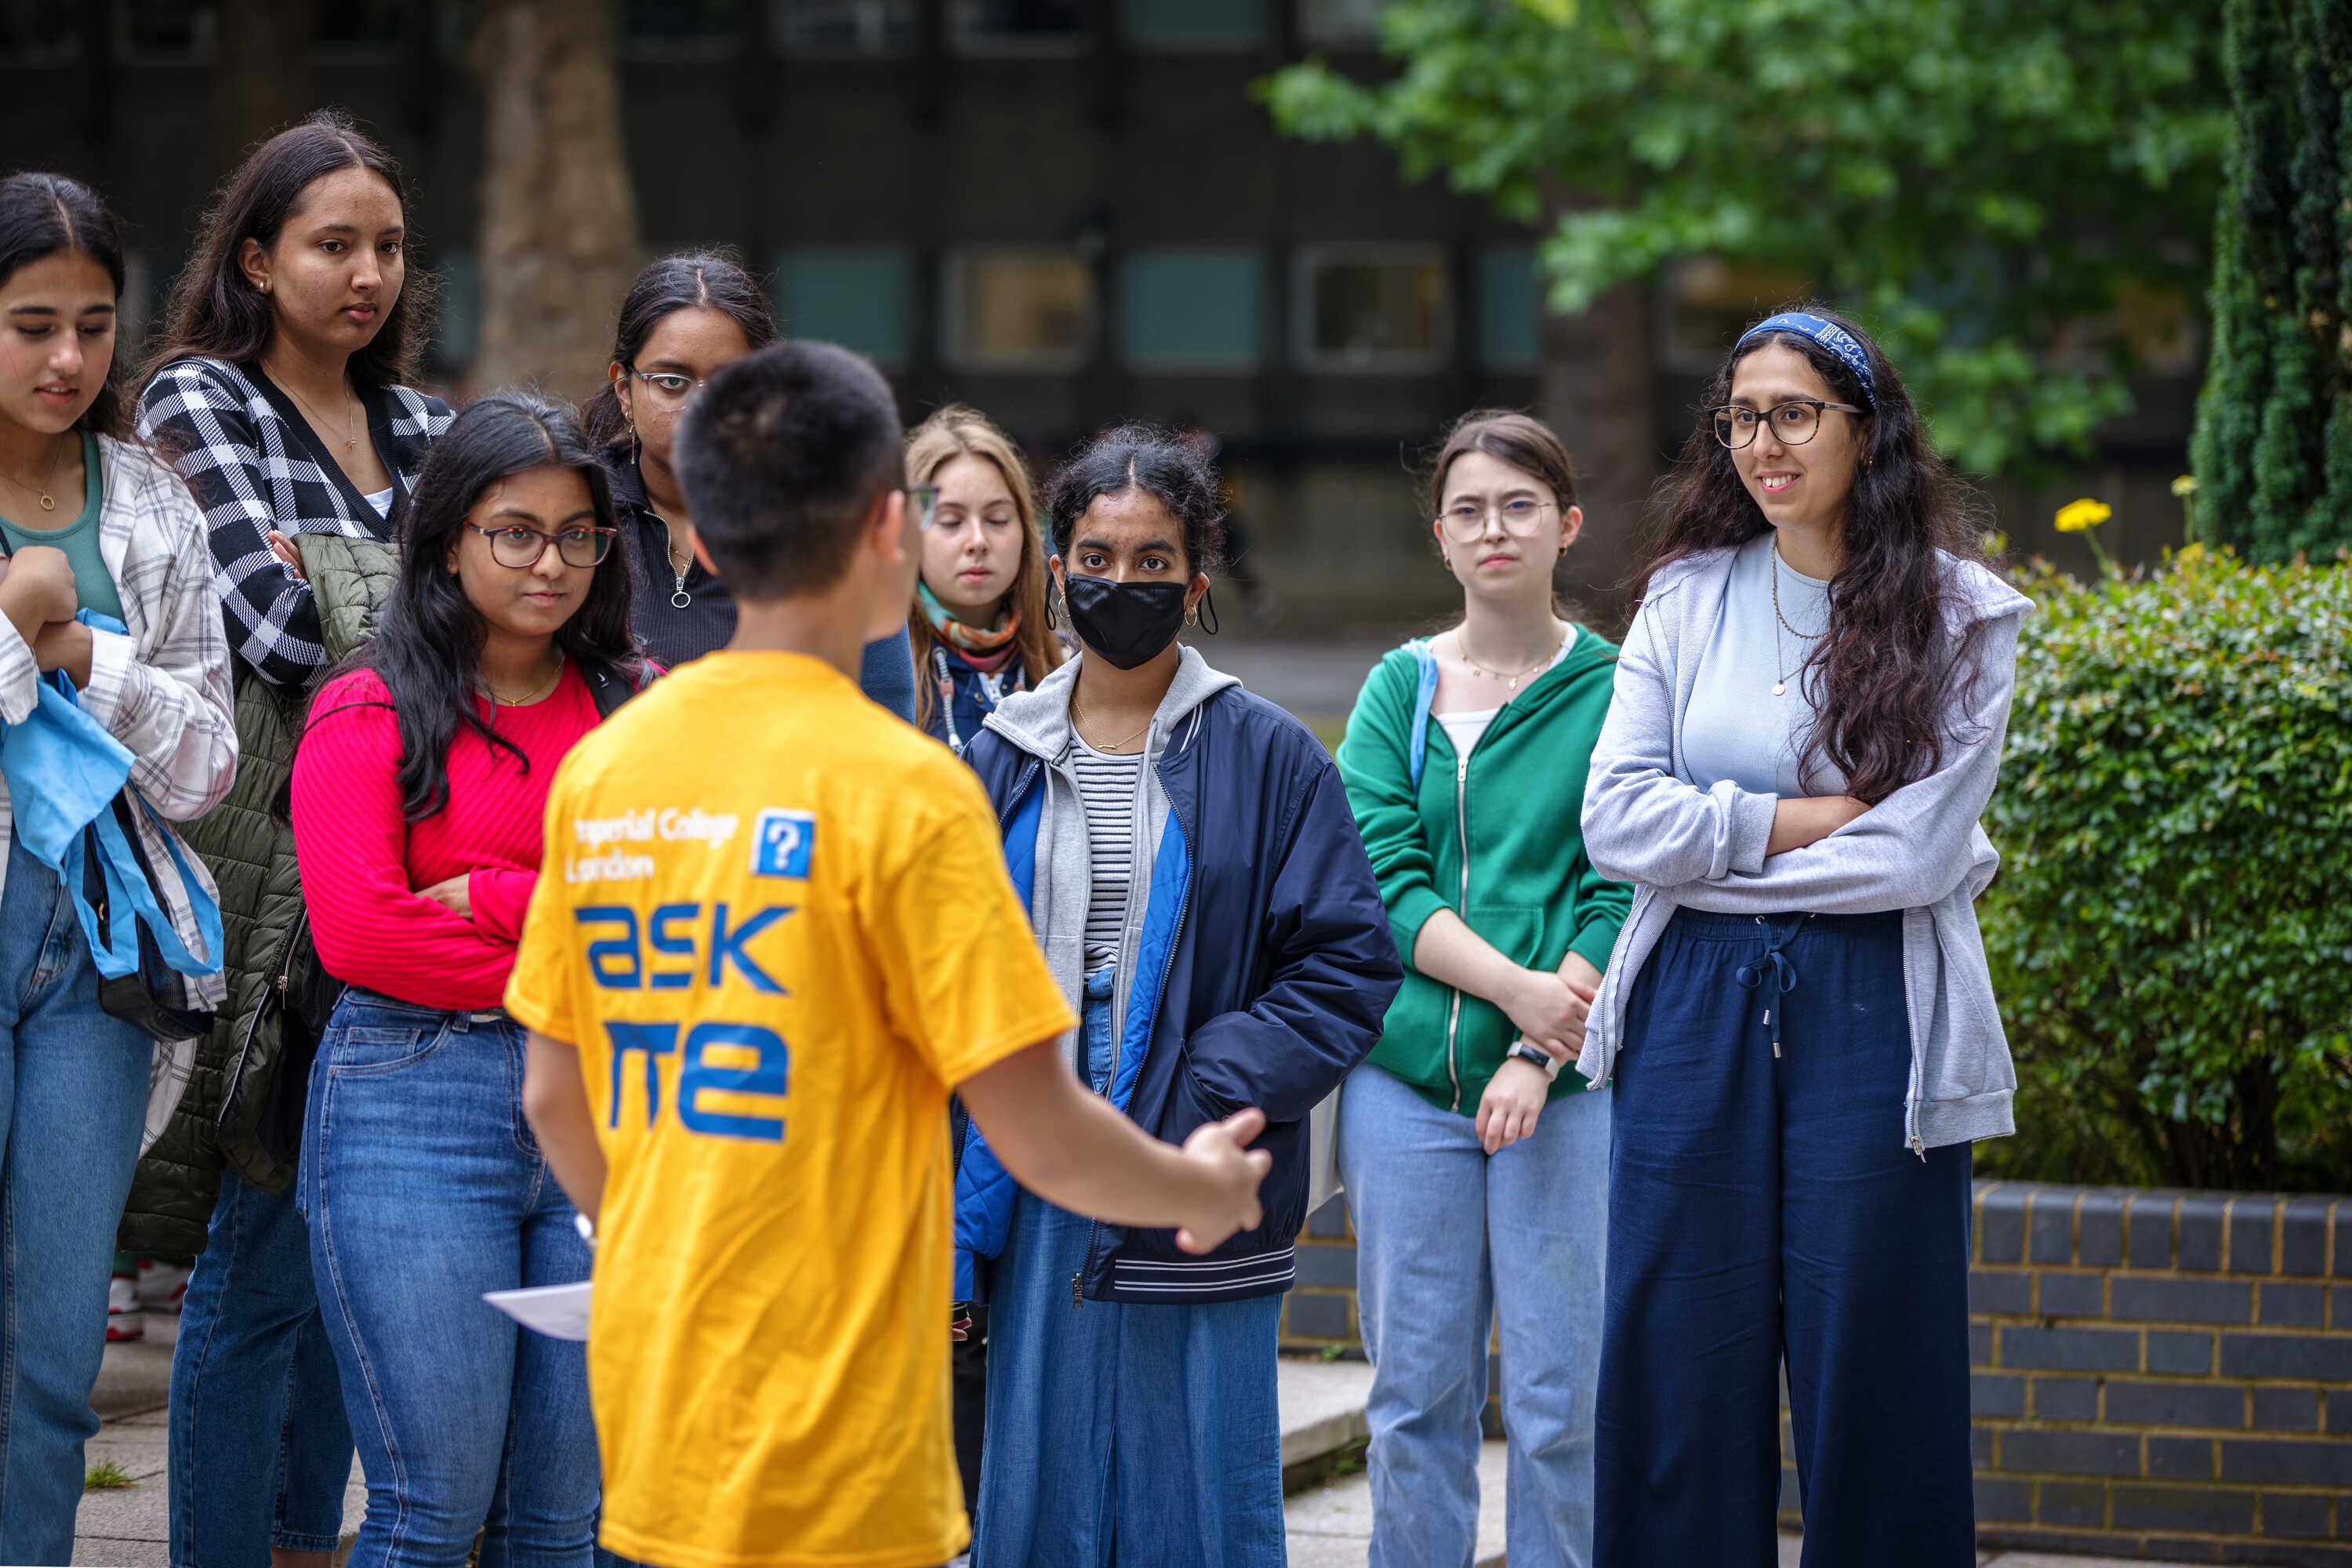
[506,651,1075,1568]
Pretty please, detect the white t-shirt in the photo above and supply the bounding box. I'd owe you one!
[362,486,394,518]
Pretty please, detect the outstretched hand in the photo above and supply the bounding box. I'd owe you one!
[1172,1107,1273,1254]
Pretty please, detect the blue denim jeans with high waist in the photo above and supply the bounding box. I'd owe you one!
[170,1167,355,1566]
[970,965,1287,1568]
[1338,1060,1610,1568]
[301,990,598,1568]
[0,833,157,1564]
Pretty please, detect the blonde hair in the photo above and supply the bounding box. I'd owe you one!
[905,405,1065,733]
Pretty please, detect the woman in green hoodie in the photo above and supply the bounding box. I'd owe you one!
[1334,410,1630,1566]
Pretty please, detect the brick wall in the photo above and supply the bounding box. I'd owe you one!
[1281,1182,2352,1566]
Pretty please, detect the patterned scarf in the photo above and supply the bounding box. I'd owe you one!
[917,581,1021,663]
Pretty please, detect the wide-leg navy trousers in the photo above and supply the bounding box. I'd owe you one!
[1595,908,1976,1568]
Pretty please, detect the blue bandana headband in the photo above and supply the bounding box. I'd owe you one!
[1736,311,1876,407]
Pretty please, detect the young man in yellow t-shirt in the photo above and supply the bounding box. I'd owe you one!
[506,340,1272,1568]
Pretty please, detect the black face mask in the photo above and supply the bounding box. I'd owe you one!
[1059,572,1189,670]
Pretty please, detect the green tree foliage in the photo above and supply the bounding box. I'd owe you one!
[1264,0,2226,476]
[1978,554,2352,1192]
[2190,0,2352,561]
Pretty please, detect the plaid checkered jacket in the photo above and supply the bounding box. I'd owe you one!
[136,357,450,687]
[0,435,239,1146]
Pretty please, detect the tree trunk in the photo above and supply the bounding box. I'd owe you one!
[468,0,641,397]
[1541,279,1657,627]
[209,0,312,183]
[2190,0,2352,560]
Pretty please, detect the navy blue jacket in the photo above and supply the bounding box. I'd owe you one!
[958,679,1400,1305]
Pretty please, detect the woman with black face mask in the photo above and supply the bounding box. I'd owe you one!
[949,425,1401,1566]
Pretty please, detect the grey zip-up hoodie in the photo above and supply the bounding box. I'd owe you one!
[982,645,1241,1051]
[1577,545,2033,1151]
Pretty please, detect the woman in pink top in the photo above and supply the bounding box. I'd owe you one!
[290,391,644,1568]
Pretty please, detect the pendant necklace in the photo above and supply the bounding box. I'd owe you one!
[1769,537,1826,698]
[1456,621,1566,694]
[285,379,362,456]
[2,435,71,513]
[652,513,693,608]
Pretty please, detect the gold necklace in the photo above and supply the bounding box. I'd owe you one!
[1455,622,1566,694]
[1769,539,1828,698]
[284,379,362,456]
[481,650,565,708]
[2,434,74,514]
[1072,692,1152,754]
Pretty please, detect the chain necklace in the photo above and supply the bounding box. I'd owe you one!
[650,510,693,608]
[481,649,566,709]
[282,377,363,456]
[1072,691,1152,754]
[1,433,73,514]
[1769,537,1827,698]
[1455,620,1566,693]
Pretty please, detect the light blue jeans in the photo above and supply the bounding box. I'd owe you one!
[170,1167,354,1566]
[970,965,1286,1568]
[1338,1059,1611,1568]
[301,992,598,1568]
[0,833,157,1564]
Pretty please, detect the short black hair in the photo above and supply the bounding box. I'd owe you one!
[1044,423,1225,576]
[673,339,904,600]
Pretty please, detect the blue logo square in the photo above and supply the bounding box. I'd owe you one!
[751,810,815,880]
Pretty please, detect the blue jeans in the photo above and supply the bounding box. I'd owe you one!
[0,833,156,1563]
[971,965,1286,1568]
[1596,909,1974,1568]
[171,1167,354,1566]
[1338,1059,1610,1568]
[301,992,599,1568]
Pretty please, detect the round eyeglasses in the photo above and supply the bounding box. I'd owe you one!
[1711,399,1866,451]
[463,522,618,569]
[1436,497,1557,540]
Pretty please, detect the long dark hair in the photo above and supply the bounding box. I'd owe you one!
[140,110,434,392]
[0,172,130,439]
[1633,304,1991,803]
[1044,423,1226,574]
[329,393,641,822]
[582,251,779,450]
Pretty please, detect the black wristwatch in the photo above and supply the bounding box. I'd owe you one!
[1508,1041,1564,1081]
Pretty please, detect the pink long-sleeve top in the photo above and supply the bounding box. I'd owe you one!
[292,665,600,1011]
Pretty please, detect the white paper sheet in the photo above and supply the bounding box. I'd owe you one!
[483,1280,592,1341]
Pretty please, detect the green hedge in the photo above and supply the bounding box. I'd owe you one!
[1979,551,2352,1192]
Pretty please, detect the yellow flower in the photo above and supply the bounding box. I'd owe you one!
[2172,541,2206,568]
[2055,498,2112,534]
[2170,474,2198,498]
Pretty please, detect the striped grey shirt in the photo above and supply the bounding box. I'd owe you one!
[1072,734,1145,973]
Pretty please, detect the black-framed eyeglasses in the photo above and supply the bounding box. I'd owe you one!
[903,484,941,531]
[628,369,706,412]
[1711,399,1866,451]
[463,522,618,569]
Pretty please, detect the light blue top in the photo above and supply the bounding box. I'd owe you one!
[1,433,122,622]
[1682,531,1836,797]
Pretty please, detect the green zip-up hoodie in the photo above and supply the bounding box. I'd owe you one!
[1334,627,1631,1114]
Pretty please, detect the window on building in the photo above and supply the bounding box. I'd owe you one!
[1476,245,1541,372]
[433,252,481,375]
[1120,249,1263,371]
[775,248,915,365]
[946,250,1095,370]
[949,0,1083,52]
[1298,0,1385,45]
[1663,257,1810,371]
[772,0,915,51]
[1120,0,1264,48]
[623,0,745,40]
[1296,246,1451,371]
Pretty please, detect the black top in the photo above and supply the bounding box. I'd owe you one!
[606,445,736,670]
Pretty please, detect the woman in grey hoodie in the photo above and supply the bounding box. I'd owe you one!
[1577,308,2031,1568]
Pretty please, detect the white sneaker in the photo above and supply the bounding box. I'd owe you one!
[137,1258,191,1311]
[107,1275,144,1342]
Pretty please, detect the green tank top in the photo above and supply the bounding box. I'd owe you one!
[0,432,122,622]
